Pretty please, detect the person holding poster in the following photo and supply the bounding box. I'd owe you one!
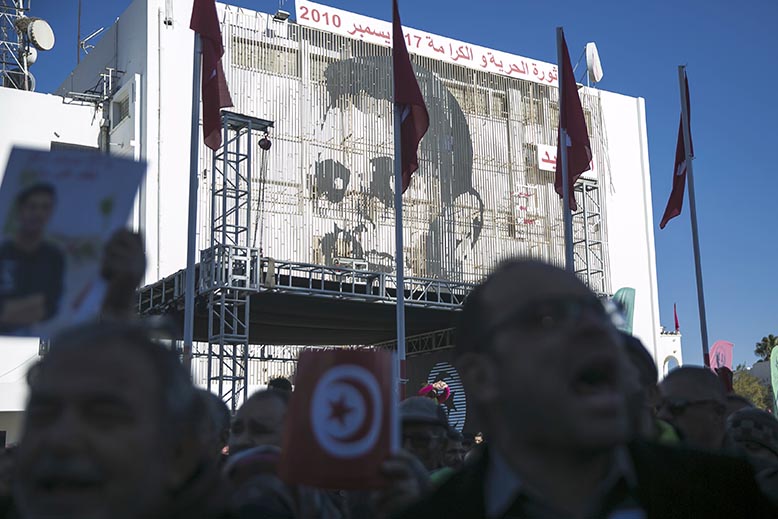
[0,183,64,332]
[0,147,145,337]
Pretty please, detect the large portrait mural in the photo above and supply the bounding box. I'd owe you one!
[310,55,485,281]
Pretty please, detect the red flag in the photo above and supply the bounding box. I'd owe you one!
[190,0,233,151]
[392,0,429,193]
[673,303,680,332]
[555,29,592,211]
[660,71,692,229]
[278,349,395,489]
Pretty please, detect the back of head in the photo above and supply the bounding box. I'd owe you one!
[622,332,658,388]
[267,377,293,392]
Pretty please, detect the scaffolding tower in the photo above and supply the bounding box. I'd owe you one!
[199,111,273,412]
[0,0,27,89]
[573,179,607,294]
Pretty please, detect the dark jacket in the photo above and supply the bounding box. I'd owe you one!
[396,441,777,519]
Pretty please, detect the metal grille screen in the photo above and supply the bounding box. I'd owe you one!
[196,7,610,292]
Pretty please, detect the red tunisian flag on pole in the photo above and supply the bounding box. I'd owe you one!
[674,303,680,332]
[278,349,396,489]
[190,0,233,151]
[392,0,429,193]
[555,30,592,211]
[660,73,692,229]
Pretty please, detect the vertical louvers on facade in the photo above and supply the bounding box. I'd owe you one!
[196,7,610,293]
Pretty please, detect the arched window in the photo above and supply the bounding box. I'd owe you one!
[663,356,680,376]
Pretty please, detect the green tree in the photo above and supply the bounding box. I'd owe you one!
[754,334,778,361]
[733,365,772,410]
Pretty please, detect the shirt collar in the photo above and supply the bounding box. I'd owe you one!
[484,447,523,518]
[483,445,637,518]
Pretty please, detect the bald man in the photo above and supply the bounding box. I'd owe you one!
[658,366,728,450]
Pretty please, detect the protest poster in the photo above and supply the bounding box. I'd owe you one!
[279,349,397,489]
[0,147,145,337]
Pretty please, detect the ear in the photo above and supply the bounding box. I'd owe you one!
[456,353,500,405]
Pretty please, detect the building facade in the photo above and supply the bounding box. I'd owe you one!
[0,0,684,440]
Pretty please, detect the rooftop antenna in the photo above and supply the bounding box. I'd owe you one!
[572,42,604,87]
[80,26,103,55]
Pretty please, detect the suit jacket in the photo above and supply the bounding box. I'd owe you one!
[395,441,776,519]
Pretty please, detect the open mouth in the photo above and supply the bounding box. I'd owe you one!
[571,357,620,399]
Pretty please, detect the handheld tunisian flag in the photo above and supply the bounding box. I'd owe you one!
[393,0,429,193]
[555,29,592,211]
[279,349,396,489]
[660,72,692,229]
[190,0,233,151]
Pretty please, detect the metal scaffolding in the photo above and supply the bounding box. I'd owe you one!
[0,0,26,89]
[573,179,607,294]
[369,328,455,356]
[200,111,273,411]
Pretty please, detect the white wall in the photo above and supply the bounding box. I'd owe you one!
[147,0,197,280]
[62,0,197,282]
[0,88,100,172]
[658,332,683,377]
[598,88,681,365]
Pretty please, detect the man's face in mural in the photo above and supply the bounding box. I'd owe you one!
[311,56,485,279]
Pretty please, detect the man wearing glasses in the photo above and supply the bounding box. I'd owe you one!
[657,366,728,451]
[398,259,774,518]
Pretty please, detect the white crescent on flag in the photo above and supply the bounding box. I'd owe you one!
[310,364,383,458]
[675,160,687,177]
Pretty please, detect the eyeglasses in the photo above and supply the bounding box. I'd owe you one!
[402,432,446,450]
[657,398,725,417]
[488,295,609,337]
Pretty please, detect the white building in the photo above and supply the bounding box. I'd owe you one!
[0,0,682,442]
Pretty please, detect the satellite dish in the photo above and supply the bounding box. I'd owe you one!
[22,46,38,65]
[27,19,55,51]
[28,19,55,51]
[585,42,603,83]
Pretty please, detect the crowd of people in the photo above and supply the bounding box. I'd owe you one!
[0,233,777,518]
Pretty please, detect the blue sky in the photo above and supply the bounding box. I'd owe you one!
[28,0,778,368]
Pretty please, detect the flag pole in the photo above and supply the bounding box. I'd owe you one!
[677,65,710,367]
[393,103,407,400]
[556,27,575,273]
[183,34,203,375]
